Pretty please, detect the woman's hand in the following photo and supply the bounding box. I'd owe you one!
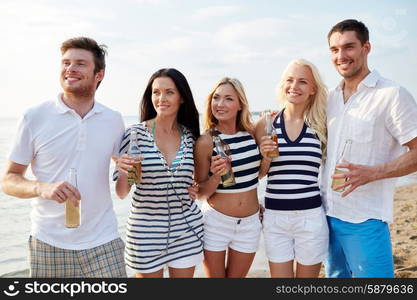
[116,154,143,175]
[259,136,276,160]
[210,155,230,176]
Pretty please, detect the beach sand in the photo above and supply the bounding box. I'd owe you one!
[242,183,417,278]
[390,184,417,278]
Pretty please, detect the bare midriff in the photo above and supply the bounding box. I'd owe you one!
[207,188,259,218]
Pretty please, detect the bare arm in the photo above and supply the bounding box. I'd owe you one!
[334,137,417,197]
[2,161,80,205]
[115,154,142,199]
[194,134,225,201]
[254,116,275,179]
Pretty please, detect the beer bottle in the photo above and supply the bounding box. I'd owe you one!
[213,136,236,187]
[264,110,279,158]
[65,168,80,228]
[331,139,352,192]
[127,128,142,186]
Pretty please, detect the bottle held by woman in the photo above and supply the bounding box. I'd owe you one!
[127,128,142,186]
[264,109,279,158]
[213,136,236,187]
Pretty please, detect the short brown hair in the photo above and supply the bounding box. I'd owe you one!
[60,37,107,73]
[328,19,369,45]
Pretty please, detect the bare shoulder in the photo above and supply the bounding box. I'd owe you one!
[195,132,214,158]
[254,116,267,140]
[196,132,213,148]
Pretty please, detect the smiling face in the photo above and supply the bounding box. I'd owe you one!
[211,83,242,123]
[60,48,103,97]
[151,76,183,117]
[329,30,370,80]
[283,64,316,108]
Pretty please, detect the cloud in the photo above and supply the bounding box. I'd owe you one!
[192,5,243,20]
[133,0,163,4]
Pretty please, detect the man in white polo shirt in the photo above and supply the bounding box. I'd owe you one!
[322,19,417,278]
[1,37,126,277]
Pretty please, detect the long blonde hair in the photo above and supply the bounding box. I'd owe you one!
[203,77,253,132]
[277,59,328,159]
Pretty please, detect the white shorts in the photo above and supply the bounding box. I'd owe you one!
[201,202,262,253]
[139,252,204,274]
[263,206,329,265]
[166,252,204,269]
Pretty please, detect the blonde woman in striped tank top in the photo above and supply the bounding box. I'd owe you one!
[195,77,270,277]
[255,59,328,278]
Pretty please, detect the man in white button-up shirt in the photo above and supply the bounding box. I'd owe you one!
[322,19,417,278]
[2,37,126,277]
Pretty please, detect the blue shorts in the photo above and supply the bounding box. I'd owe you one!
[324,217,394,278]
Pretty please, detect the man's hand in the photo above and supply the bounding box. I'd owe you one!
[37,181,81,206]
[332,163,379,197]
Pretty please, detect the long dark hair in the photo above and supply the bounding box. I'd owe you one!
[140,68,200,139]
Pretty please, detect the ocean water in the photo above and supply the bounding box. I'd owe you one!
[1,116,416,277]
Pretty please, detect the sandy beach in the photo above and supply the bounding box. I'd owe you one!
[390,184,417,278]
[243,183,417,278]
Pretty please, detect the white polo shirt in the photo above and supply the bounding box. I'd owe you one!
[322,70,417,223]
[9,94,125,249]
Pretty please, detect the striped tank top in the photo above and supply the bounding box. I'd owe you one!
[265,112,322,210]
[116,122,203,272]
[211,130,261,193]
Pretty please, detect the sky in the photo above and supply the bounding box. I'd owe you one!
[0,0,416,118]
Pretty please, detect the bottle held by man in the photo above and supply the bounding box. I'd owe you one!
[264,110,279,158]
[128,128,142,186]
[66,168,80,228]
[213,136,236,187]
[331,139,352,192]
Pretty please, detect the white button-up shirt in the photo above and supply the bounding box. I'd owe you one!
[322,70,417,223]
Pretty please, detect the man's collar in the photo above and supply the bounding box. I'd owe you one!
[55,93,103,115]
[336,69,380,91]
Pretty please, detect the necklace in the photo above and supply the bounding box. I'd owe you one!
[150,119,187,176]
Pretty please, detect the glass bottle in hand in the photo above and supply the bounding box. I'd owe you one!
[128,128,142,186]
[213,136,236,187]
[264,110,279,158]
[331,139,352,192]
[65,168,80,228]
